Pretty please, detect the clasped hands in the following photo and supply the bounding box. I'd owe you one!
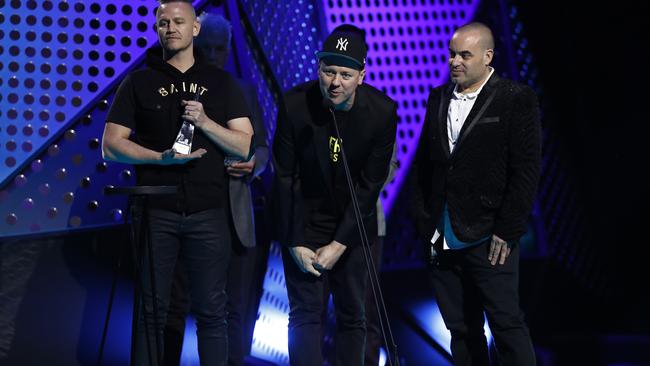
[289,241,347,277]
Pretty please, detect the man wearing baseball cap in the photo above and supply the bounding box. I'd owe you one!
[271,25,398,365]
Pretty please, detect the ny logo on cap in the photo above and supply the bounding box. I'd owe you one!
[335,37,348,51]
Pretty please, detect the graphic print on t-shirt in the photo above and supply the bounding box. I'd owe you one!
[329,136,342,163]
[157,81,209,97]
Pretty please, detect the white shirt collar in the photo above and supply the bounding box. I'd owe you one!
[452,67,495,100]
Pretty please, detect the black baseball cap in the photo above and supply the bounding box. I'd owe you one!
[316,26,367,70]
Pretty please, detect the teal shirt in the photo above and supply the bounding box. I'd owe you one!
[439,204,490,249]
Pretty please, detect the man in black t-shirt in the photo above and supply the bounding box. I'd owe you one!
[102,1,253,365]
[271,25,397,366]
[161,13,271,366]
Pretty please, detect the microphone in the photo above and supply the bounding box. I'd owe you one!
[322,96,400,366]
[322,97,335,111]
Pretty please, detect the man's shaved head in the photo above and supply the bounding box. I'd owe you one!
[454,22,494,51]
[156,0,196,20]
[448,22,495,92]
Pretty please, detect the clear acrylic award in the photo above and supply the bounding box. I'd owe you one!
[172,121,194,155]
[171,91,200,155]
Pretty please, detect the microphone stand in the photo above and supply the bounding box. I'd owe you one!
[326,102,400,366]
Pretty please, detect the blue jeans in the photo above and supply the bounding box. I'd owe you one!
[135,208,231,366]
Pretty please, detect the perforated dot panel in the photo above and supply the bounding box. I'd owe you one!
[236,1,328,363]
[239,0,322,92]
[0,93,132,236]
[250,242,291,364]
[0,1,157,186]
[241,43,279,151]
[230,3,297,363]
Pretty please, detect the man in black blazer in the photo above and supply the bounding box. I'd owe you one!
[272,26,397,366]
[412,23,540,366]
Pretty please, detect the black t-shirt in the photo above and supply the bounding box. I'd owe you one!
[330,110,350,197]
[106,47,250,213]
[304,109,352,245]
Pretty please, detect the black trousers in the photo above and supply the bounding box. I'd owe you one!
[136,208,231,366]
[163,210,269,366]
[224,242,268,365]
[282,243,369,366]
[430,240,536,366]
[364,236,383,366]
[320,237,383,366]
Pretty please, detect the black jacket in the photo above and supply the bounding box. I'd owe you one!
[271,81,397,248]
[412,73,541,244]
